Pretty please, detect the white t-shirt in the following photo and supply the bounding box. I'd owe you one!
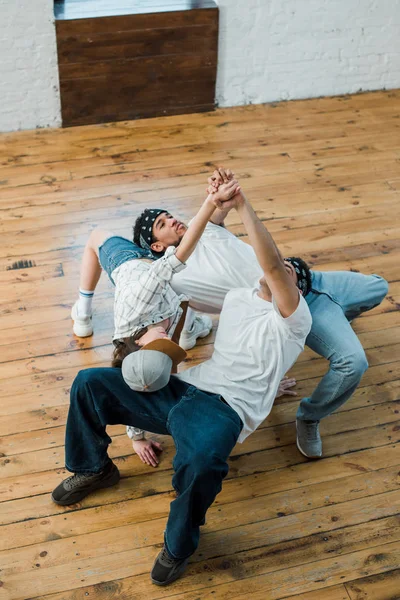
[171,222,263,312]
[177,289,312,443]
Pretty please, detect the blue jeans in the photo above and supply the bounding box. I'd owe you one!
[298,271,389,421]
[98,236,153,285]
[65,369,243,559]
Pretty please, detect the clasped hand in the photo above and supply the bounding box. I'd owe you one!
[206,167,243,211]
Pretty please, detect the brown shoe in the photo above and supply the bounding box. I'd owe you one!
[51,461,120,506]
[151,545,189,586]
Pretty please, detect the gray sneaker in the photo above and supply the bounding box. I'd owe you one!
[51,461,120,505]
[296,418,322,458]
[179,315,212,350]
[151,545,189,586]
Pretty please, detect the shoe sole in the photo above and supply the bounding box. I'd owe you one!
[151,559,189,586]
[71,304,93,338]
[198,328,212,338]
[51,466,120,506]
[72,324,93,338]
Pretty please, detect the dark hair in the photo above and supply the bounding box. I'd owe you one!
[111,327,148,368]
[133,210,156,247]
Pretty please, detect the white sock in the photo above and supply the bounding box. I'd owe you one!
[183,307,195,332]
[78,288,94,316]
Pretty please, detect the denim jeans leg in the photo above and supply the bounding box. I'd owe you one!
[65,368,190,473]
[298,292,368,421]
[65,369,241,559]
[310,271,388,321]
[298,270,388,422]
[165,389,242,559]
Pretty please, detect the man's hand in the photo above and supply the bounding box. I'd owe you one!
[208,185,245,211]
[208,167,235,192]
[275,376,297,398]
[206,166,240,225]
[208,179,241,209]
[132,438,163,467]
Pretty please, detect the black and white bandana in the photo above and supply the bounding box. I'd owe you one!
[138,209,167,251]
[284,256,312,297]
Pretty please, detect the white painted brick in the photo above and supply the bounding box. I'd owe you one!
[0,0,61,132]
[215,0,400,106]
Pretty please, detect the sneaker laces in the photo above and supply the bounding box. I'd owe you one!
[64,471,97,491]
[160,546,178,566]
[304,420,320,442]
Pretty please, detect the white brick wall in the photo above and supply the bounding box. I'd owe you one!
[0,0,399,131]
[215,0,400,106]
[0,0,61,132]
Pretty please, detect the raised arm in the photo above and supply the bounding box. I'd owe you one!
[175,179,239,263]
[236,192,300,317]
[209,205,230,227]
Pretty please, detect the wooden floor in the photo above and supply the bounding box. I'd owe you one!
[0,90,399,600]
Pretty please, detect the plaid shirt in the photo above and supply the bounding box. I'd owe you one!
[112,246,187,341]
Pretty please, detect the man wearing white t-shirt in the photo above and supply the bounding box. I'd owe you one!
[176,190,312,441]
[177,273,311,443]
[131,168,388,458]
[52,189,311,585]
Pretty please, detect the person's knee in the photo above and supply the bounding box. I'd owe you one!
[88,228,113,251]
[373,276,389,303]
[73,368,93,387]
[71,368,99,400]
[189,448,229,480]
[380,277,389,297]
[338,350,369,381]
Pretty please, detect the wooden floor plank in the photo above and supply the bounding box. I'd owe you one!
[345,568,400,599]
[280,586,350,600]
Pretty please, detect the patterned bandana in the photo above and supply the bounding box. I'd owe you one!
[138,209,167,252]
[284,256,312,297]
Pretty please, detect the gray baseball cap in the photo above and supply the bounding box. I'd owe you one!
[121,339,187,393]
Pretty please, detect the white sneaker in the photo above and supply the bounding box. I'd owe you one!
[179,315,212,351]
[71,301,93,337]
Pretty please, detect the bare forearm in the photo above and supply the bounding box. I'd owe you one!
[175,196,216,263]
[209,206,229,226]
[236,196,283,274]
[236,190,300,317]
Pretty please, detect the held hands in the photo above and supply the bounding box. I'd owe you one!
[132,438,163,467]
[208,167,235,191]
[207,178,241,209]
[206,167,244,211]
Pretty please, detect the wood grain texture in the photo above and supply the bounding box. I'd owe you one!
[0,89,399,599]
